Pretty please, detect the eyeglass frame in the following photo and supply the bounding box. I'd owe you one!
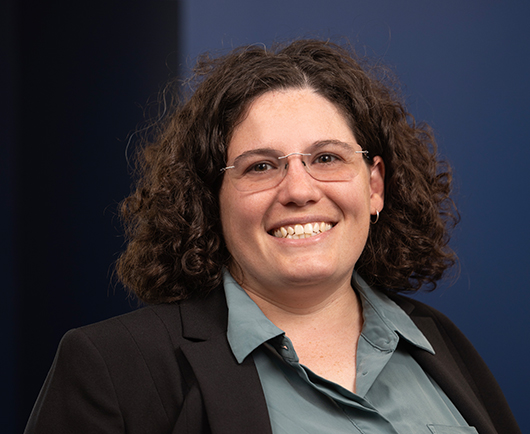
[220,147,370,192]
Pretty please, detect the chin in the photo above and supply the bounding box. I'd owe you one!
[275,263,345,287]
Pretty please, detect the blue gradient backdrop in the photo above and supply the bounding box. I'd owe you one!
[5,1,528,432]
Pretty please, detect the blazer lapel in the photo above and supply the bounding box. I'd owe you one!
[178,289,273,434]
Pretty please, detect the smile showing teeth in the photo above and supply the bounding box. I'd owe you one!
[272,222,333,239]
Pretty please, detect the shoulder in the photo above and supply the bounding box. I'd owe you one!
[77,303,183,339]
[387,293,479,360]
[387,293,465,336]
[387,292,521,434]
[60,304,185,365]
[42,304,191,433]
[389,294,491,361]
[26,295,231,434]
[389,294,498,403]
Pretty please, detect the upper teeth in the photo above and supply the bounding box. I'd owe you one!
[272,222,332,239]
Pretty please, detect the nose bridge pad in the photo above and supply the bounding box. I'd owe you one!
[279,152,311,180]
[301,160,311,177]
[280,159,317,188]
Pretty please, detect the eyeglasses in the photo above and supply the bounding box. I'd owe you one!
[221,141,369,192]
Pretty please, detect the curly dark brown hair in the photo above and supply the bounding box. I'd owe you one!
[116,39,459,303]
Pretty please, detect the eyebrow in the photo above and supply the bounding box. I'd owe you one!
[310,140,357,152]
[231,148,282,166]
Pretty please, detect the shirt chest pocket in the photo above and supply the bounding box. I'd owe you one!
[427,424,478,434]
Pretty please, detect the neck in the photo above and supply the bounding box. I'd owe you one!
[237,274,363,334]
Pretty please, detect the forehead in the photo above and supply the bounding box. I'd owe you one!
[227,88,357,159]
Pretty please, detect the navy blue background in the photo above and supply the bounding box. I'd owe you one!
[4,1,528,432]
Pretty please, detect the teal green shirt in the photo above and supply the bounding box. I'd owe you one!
[224,270,476,434]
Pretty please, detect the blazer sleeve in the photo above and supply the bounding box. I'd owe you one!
[24,328,125,434]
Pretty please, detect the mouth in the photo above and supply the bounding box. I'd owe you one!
[270,222,333,239]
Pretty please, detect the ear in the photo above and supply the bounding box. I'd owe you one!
[369,156,385,215]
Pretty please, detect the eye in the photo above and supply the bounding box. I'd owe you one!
[314,153,340,164]
[253,162,273,172]
[244,161,277,175]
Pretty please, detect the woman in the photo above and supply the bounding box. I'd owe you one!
[25,40,520,433]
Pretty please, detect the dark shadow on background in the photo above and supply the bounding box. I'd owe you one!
[4,1,180,432]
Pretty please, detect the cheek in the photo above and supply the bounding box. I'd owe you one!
[219,184,266,253]
[219,184,237,238]
[333,184,373,247]
[333,181,370,213]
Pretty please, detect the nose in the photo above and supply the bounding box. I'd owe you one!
[276,155,323,206]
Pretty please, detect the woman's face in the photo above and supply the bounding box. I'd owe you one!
[219,88,384,296]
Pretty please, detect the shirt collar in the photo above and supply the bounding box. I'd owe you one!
[352,272,435,355]
[223,270,284,364]
[223,269,434,364]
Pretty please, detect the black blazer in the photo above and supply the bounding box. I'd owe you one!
[25,288,521,434]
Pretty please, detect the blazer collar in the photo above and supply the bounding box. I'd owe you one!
[179,286,229,340]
